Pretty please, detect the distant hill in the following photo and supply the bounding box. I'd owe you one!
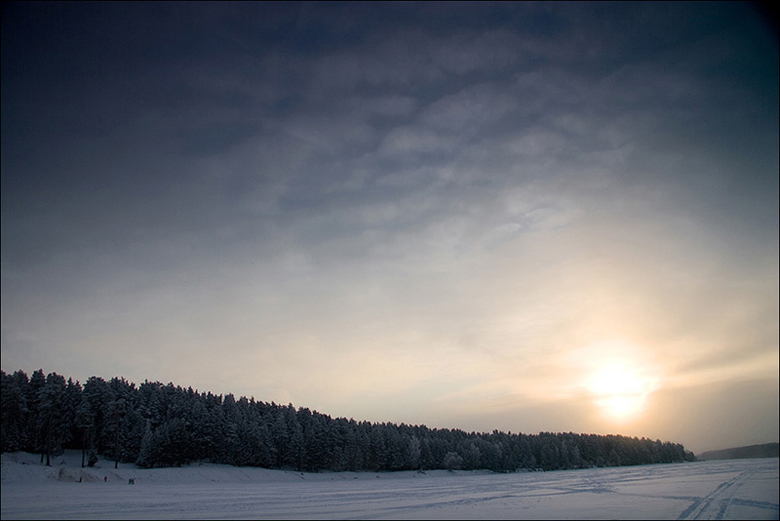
[697,442,779,461]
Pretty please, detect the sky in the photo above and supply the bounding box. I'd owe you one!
[1,2,777,455]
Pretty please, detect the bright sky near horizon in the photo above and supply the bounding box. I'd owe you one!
[1,2,777,455]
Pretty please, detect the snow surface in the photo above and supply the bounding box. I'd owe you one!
[2,451,777,520]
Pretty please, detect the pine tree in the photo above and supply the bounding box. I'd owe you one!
[37,373,67,466]
[271,411,288,468]
[442,451,463,470]
[28,369,46,461]
[1,371,28,453]
[136,421,158,468]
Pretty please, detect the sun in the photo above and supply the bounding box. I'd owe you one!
[569,339,661,423]
[587,360,655,422]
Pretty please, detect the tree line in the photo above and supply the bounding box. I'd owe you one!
[1,369,695,472]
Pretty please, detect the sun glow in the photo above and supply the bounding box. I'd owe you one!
[588,360,655,421]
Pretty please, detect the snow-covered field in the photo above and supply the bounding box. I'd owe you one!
[2,451,777,520]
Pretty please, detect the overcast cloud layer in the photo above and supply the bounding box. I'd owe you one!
[2,2,778,453]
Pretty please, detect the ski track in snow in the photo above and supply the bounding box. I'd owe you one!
[1,453,778,520]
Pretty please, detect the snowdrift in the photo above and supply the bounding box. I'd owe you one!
[2,451,778,520]
[1,450,472,485]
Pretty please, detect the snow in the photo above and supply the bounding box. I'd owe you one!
[2,451,777,520]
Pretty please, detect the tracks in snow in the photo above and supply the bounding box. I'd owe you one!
[678,469,753,520]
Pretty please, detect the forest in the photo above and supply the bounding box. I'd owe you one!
[1,369,695,472]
